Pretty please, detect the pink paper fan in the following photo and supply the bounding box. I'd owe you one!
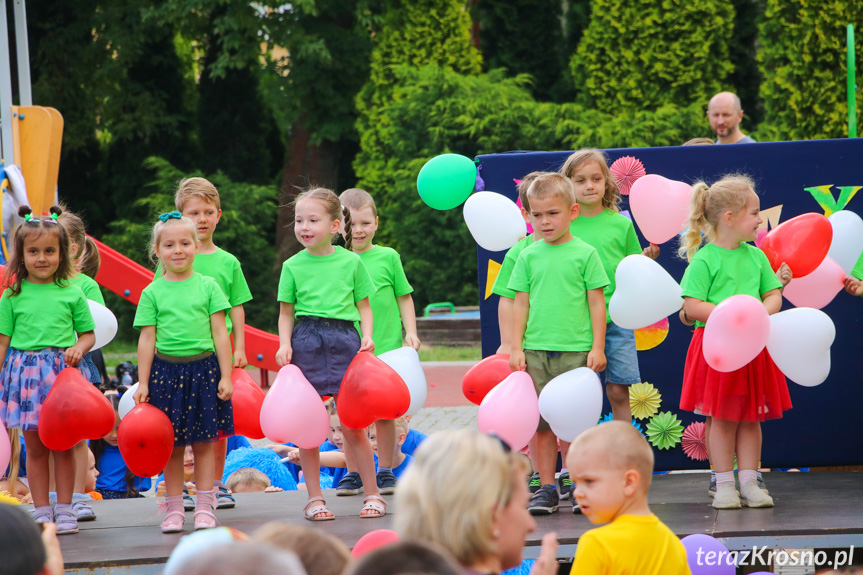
[610,156,646,196]
[682,421,708,461]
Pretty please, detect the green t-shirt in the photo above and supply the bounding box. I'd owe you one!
[852,251,863,280]
[571,210,642,323]
[359,246,413,355]
[277,246,375,322]
[69,273,105,305]
[680,243,782,327]
[0,280,96,350]
[491,234,537,300]
[508,238,609,351]
[154,248,252,333]
[134,273,231,356]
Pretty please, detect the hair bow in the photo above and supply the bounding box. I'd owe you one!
[23,213,33,222]
[50,213,59,222]
[159,211,182,222]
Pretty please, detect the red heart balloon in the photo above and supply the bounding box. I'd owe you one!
[462,353,511,405]
[38,368,115,450]
[118,403,175,478]
[230,368,266,439]
[338,352,410,430]
[760,213,832,277]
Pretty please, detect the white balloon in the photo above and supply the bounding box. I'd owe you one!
[538,367,603,442]
[119,382,138,420]
[463,191,527,252]
[827,210,863,274]
[766,308,835,387]
[609,255,683,329]
[88,300,118,351]
[378,346,427,416]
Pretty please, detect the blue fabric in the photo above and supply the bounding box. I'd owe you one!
[502,559,534,575]
[600,322,641,386]
[95,444,152,492]
[227,435,251,453]
[77,352,102,386]
[290,318,360,396]
[319,440,347,484]
[222,447,297,490]
[401,429,428,456]
[372,452,414,478]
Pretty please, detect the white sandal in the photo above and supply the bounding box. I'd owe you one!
[360,494,387,518]
[303,496,335,521]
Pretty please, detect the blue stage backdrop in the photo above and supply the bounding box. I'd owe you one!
[474,138,863,470]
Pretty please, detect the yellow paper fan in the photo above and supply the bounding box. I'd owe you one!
[629,381,662,420]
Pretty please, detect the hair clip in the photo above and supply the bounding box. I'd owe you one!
[158,211,183,222]
[23,214,33,222]
[50,213,59,221]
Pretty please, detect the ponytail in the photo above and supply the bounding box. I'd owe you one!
[79,236,101,278]
[678,182,710,261]
[342,206,353,252]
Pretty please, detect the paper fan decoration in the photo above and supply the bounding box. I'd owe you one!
[645,411,684,450]
[609,156,646,196]
[682,421,708,461]
[599,413,646,437]
[629,381,662,420]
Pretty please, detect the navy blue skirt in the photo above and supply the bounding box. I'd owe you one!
[148,353,234,446]
[292,316,360,396]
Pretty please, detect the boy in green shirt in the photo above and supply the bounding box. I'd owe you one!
[339,188,419,495]
[174,177,253,509]
[508,173,609,515]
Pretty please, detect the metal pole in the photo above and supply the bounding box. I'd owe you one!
[848,24,857,138]
[0,0,17,164]
[13,0,31,106]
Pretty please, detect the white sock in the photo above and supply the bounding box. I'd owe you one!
[738,469,757,485]
[715,471,735,486]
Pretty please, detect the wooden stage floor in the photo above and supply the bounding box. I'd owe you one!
[49,471,863,570]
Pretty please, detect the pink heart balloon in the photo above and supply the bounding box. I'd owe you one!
[629,174,692,244]
[703,295,770,372]
[0,421,10,475]
[782,256,846,309]
[477,371,539,451]
[260,365,329,449]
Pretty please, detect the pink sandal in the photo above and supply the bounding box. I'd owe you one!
[303,496,335,521]
[360,495,387,518]
[194,489,219,530]
[158,496,186,534]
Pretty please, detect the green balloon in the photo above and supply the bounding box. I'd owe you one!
[416,154,477,210]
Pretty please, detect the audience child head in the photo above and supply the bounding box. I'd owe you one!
[175,542,306,575]
[254,522,351,575]
[395,429,538,574]
[344,541,462,575]
[5,206,72,295]
[226,467,270,493]
[566,421,654,525]
[560,149,620,212]
[0,503,63,575]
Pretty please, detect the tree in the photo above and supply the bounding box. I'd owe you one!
[757,0,863,140]
[571,0,735,113]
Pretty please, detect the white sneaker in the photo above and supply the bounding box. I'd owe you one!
[740,480,774,508]
[712,482,742,509]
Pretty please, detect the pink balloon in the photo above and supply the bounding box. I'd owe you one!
[477,371,539,451]
[703,295,770,372]
[260,365,329,449]
[0,421,10,475]
[629,174,692,244]
[782,256,846,309]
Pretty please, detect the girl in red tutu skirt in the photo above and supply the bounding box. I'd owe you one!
[678,175,792,510]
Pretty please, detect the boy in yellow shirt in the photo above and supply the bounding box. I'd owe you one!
[568,421,691,575]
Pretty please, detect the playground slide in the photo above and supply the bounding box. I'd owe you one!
[91,237,280,373]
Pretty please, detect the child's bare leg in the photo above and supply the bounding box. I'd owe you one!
[73,440,88,493]
[534,430,558,486]
[607,382,632,421]
[705,416,712,464]
[52,448,76,505]
[341,427,382,516]
[23,430,51,508]
[213,438,228,485]
[163,446,186,497]
[560,440,570,464]
[344,442,357,473]
[192,442,216,493]
[735,422,761,472]
[298,447,332,518]
[375,419,397,469]
[708,418,738,472]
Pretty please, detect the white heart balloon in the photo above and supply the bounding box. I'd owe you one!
[766,308,835,387]
[88,300,118,351]
[378,346,427,416]
[609,255,683,329]
[538,367,603,442]
[119,382,138,419]
[827,210,863,274]
[463,191,527,252]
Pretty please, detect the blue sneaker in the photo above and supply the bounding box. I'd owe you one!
[336,472,363,496]
[376,470,397,495]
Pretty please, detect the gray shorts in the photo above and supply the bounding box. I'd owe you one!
[291,316,360,396]
[524,349,589,432]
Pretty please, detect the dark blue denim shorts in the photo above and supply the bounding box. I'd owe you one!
[292,316,360,396]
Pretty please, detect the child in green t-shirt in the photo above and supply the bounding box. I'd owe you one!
[338,188,419,496]
[133,213,234,532]
[508,173,609,515]
[277,188,384,521]
[845,253,863,295]
[173,177,253,510]
[491,172,547,355]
